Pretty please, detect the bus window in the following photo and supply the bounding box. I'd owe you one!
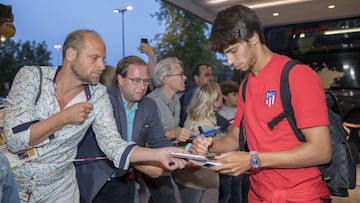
[264,16,360,89]
[264,17,360,138]
[265,17,360,55]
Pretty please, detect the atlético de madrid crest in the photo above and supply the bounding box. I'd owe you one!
[265,90,277,107]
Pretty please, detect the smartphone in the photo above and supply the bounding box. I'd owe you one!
[141,38,148,44]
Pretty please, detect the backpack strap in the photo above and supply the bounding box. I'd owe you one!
[267,60,306,142]
[241,78,248,102]
[239,60,305,145]
[325,91,343,119]
[239,79,249,151]
[35,66,42,105]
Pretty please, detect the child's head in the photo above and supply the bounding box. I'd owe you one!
[187,81,222,120]
[100,65,115,86]
[220,80,239,107]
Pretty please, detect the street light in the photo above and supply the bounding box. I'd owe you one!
[0,35,6,43]
[53,44,62,65]
[113,5,133,58]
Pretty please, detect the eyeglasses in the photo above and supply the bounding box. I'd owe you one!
[126,77,151,85]
[165,73,185,78]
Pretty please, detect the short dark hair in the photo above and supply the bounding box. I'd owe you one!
[191,63,211,80]
[209,5,265,53]
[113,56,147,85]
[220,80,239,95]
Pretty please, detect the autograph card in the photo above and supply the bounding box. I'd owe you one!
[170,152,222,167]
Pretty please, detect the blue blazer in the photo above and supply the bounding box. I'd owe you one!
[75,85,171,203]
[179,84,197,126]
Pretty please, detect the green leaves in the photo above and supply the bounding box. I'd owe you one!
[151,1,223,84]
[0,39,51,97]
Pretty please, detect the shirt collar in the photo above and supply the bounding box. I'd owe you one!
[121,93,138,111]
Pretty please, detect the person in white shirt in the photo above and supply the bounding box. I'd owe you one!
[4,29,187,203]
[218,80,239,122]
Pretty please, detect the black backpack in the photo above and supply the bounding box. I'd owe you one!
[241,60,360,197]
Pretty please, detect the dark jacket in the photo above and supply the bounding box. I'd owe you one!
[179,84,198,126]
[75,85,171,203]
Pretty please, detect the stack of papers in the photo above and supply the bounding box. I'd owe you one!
[170,152,222,167]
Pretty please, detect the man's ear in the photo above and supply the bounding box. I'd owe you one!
[194,75,200,83]
[223,94,229,101]
[163,74,172,85]
[248,32,260,46]
[117,74,124,86]
[65,47,76,62]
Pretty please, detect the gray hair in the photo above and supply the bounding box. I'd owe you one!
[153,57,183,87]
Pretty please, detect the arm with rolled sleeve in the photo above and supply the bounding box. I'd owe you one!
[91,92,136,170]
[4,66,46,152]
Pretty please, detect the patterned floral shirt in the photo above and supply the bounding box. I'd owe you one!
[3,66,136,201]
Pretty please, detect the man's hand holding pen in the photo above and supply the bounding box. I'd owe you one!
[191,134,251,175]
[191,127,214,156]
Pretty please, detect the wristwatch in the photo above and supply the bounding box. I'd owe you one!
[250,151,261,169]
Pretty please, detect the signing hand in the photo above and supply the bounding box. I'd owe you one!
[191,136,213,155]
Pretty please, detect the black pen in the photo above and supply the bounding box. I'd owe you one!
[198,126,214,158]
[198,126,205,135]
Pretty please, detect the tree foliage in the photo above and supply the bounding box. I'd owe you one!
[152,1,223,82]
[0,39,51,97]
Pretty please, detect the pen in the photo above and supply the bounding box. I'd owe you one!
[185,143,192,151]
[198,126,205,135]
[198,126,213,158]
[198,126,208,143]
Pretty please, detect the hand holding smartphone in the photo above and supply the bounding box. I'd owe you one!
[141,38,148,44]
[140,38,148,53]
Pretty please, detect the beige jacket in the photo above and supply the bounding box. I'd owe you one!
[174,115,220,190]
